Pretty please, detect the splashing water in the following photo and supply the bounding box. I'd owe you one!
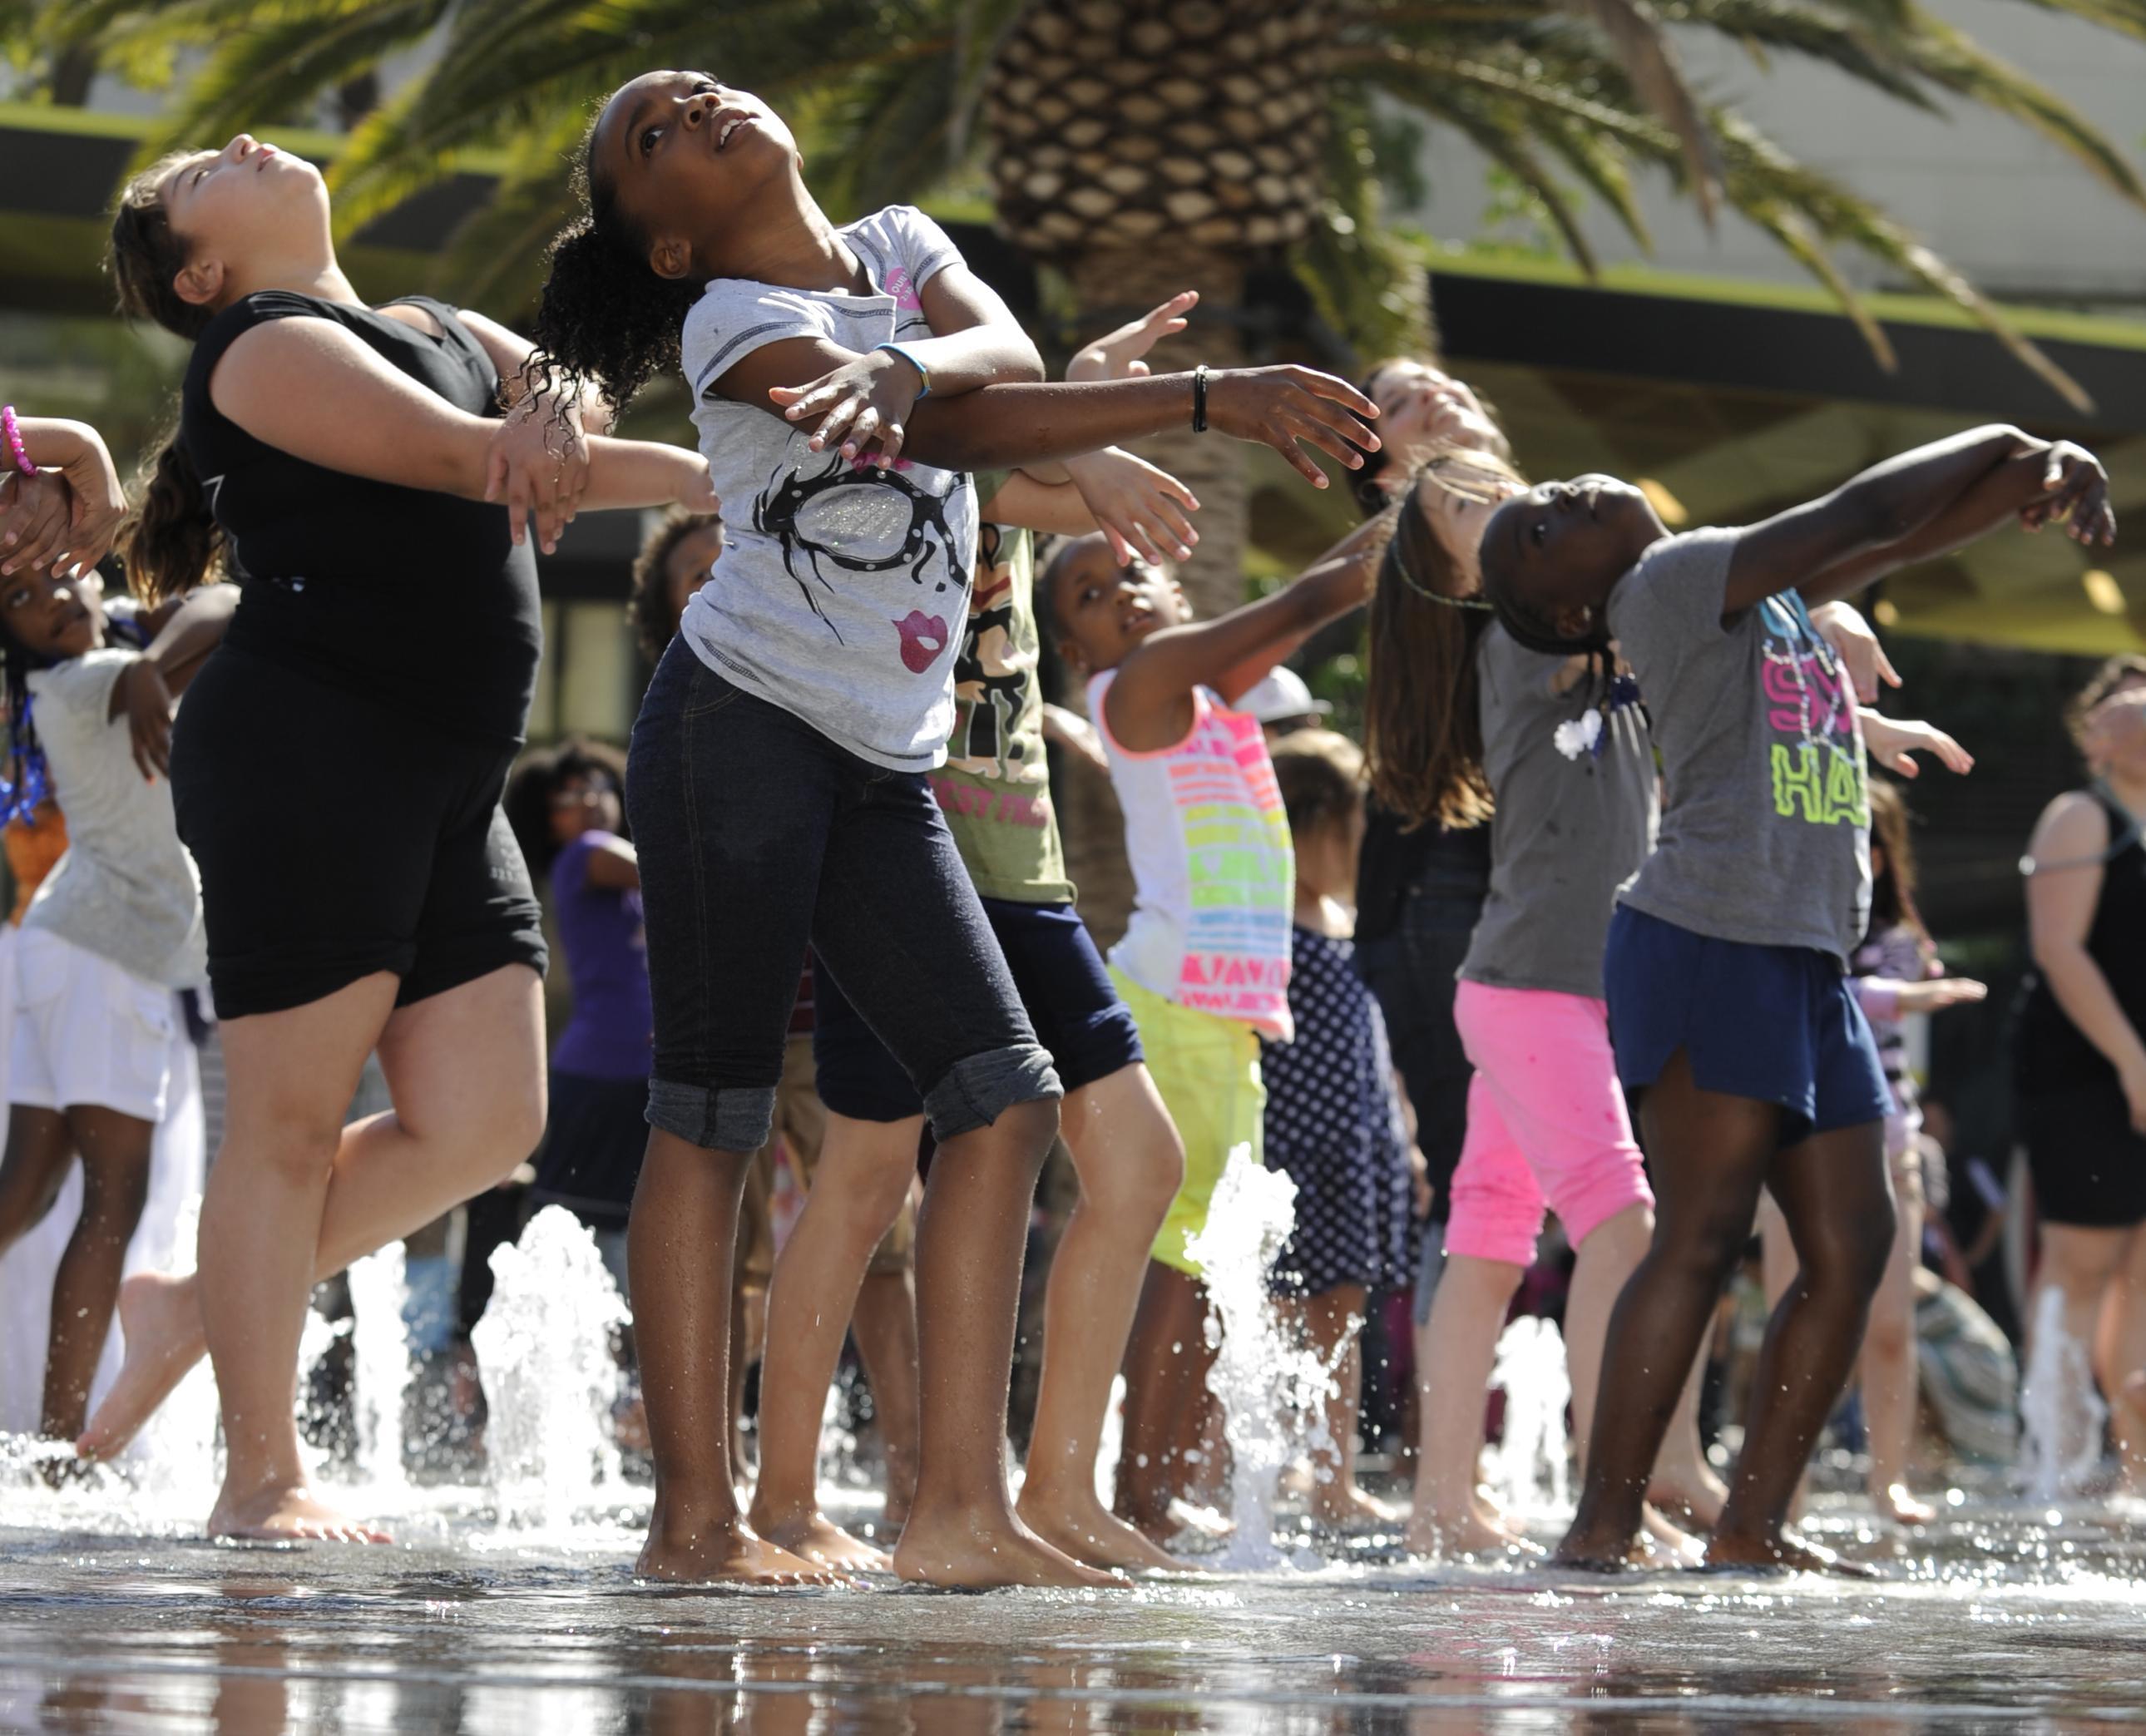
[470,1207,629,1530]
[1482,1316,1573,1520]
[2019,1286,2107,1504]
[347,1242,413,1497]
[1184,1148,1333,1570]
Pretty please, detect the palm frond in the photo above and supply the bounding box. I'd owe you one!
[1708,109,2094,409]
[1896,7,2146,206]
[1557,0,1724,221]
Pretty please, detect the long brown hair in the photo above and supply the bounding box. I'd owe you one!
[106,154,225,604]
[1866,779,1930,947]
[1362,448,1525,829]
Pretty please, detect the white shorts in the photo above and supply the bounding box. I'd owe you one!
[10,925,178,1122]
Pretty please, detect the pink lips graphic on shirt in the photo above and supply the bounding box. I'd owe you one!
[895,611,949,672]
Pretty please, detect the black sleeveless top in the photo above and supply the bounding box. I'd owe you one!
[2015,788,2146,1095]
[180,291,542,749]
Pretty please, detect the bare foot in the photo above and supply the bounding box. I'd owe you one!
[1637,1503,1704,1566]
[1552,1512,1640,1572]
[1648,1464,1728,1534]
[1407,1502,1544,1561]
[207,1481,391,1545]
[636,1504,841,1585]
[1704,1526,1880,1578]
[1019,1486,1198,1573]
[1312,1482,1408,1532]
[753,1505,893,1573]
[1872,1482,1937,1527]
[75,1270,205,1462]
[893,1501,1120,1589]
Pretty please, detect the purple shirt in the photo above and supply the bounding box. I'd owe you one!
[548,830,653,1080]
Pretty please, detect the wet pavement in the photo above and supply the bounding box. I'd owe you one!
[2,1487,2143,1733]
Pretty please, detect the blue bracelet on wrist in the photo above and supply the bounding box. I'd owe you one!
[874,342,932,400]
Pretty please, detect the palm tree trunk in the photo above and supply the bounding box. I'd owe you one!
[1056,240,1249,948]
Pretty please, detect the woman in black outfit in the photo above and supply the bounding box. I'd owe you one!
[80,133,713,1542]
[2017,655,2146,1496]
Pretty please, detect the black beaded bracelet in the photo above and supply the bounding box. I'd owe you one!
[1191,364,1209,434]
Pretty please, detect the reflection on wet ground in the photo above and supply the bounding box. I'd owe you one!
[2,1492,2143,1733]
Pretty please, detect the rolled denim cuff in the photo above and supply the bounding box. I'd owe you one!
[645,1077,777,1154]
[922,1042,1062,1140]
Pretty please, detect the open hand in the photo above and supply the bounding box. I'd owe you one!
[485,400,591,554]
[1068,291,1199,383]
[1204,366,1380,488]
[1892,976,1988,1016]
[0,471,85,577]
[1811,601,1900,705]
[771,350,922,466]
[1065,448,1199,566]
[2020,440,2115,545]
[1861,710,1973,779]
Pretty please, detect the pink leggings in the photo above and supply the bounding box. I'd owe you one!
[1445,980,1654,1268]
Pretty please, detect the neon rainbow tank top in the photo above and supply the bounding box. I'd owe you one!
[1088,670,1294,1041]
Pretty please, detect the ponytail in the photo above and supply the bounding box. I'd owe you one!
[121,428,222,605]
[522,143,700,421]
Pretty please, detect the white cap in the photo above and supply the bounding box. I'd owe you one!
[1236,666,1332,725]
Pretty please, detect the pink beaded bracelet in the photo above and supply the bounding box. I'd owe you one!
[0,407,35,477]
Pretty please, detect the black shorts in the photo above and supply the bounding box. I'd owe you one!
[2018,1078,2146,1229]
[815,898,1142,1123]
[171,645,546,1020]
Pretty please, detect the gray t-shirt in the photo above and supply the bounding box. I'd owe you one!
[677,205,977,773]
[1607,527,1870,962]
[1460,626,1656,999]
[23,646,207,988]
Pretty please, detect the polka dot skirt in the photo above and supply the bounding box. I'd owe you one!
[1263,927,1417,1297]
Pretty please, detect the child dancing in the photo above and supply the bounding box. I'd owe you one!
[1481,426,2111,1570]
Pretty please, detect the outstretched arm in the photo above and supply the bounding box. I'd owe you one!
[1729,426,2113,617]
[210,319,715,518]
[729,335,1377,487]
[457,307,616,555]
[1103,515,1389,753]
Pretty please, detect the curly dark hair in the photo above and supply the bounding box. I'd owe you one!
[521,127,700,420]
[504,737,629,879]
[630,508,724,665]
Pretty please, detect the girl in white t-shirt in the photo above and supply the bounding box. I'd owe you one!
[0,428,231,1447]
[525,69,1381,1590]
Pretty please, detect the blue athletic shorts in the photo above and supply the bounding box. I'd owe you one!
[816,898,1144,1123]
[1604,905,1890,1145]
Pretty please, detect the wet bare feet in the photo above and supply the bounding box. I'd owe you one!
[893,1501,1120,1589]
[1552,1511,1640,1572]
[1019,1486,1196,1573]
[753,1505,893,1573]
[636,1504,841,1585]
[1872,1482,1937,1527]
[75,1270,205,1463]
[1406,1501,1543,1561]
[1312,1482,1409,1532]
[1648,1464,1728,1533]
[208,1481,391,1545]
[1637,1502,1704,1566]
[1704,1526,1880,1578]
